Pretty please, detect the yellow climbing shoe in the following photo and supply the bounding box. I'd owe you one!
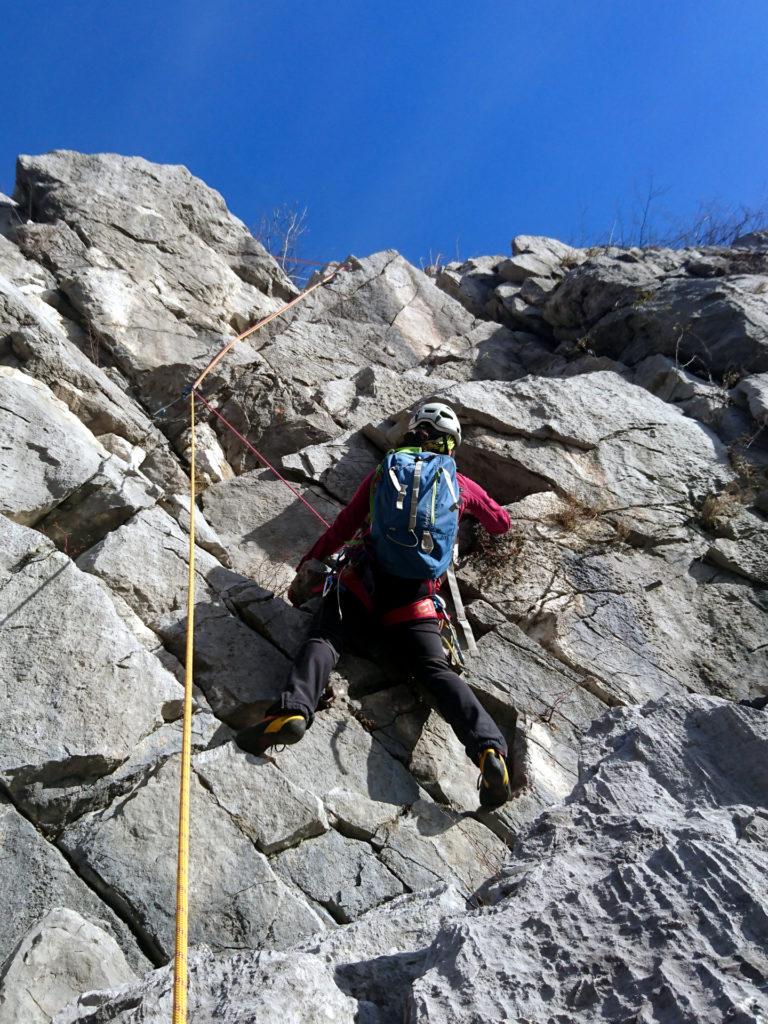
[235,713,307,757]
[478,748,511,809]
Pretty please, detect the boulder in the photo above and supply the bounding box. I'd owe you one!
[632,352,729,427]
[498,252,559,284]
[734,229,768,250]
[735,371,768,423]
[435,256,504,318]
[512,235,580,263]
[707,509,768,585]
[0,908,137,1024]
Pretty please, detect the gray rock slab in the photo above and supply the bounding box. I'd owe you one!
[0,908,137,1024]
[588,275,768,377]
[498,252,559,283]
[0,367,106,526]
[0,795,148,973]
[372,799,507,896]
[0,276,185,494]
[158,599,290,727]
[468,508,768,703]
[193,741,328,854]
[262,251,475,384]
[57,946,357,1024]
[273,828,405,923]
[408,710,482,811]
[736,371,768,423]
[160,492,233,566]
[708,510,768,584]
[410,696,768,1023]
[76,505,228,629]
[14,151,293,382]
[30,711,224,832]
[272,707,422,838]
[59,755,326,963]
[439,371,733,513]
[281,430,381,503]
[201,469,342,594]
[223,581,313,658]
[38,454,161,558]
[543,249,667,329]
[0,516,182,828]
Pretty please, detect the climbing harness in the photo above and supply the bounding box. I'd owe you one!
[171,261,347,1024]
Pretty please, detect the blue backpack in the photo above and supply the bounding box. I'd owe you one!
[369,447,461,579]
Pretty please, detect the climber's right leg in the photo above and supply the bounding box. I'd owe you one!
[235,586,369,757]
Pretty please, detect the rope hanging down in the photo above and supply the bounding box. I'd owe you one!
[172,391,197,1024]
[171,260,346,1024]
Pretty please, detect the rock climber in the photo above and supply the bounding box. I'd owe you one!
[235,402,514,808]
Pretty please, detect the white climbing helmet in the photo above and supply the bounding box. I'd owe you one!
[408,402,462,447]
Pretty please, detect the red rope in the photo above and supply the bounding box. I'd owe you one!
[193,390,332,530]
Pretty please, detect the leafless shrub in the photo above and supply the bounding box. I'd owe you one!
[254,202,309,284]
[698,486,747,531]
[247,557,291,599]
[420,249,444,276]
[581,175,768,250]
[547,496,604,533]
[468,529,523,588]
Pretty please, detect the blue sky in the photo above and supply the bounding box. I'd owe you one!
[2,1,767,267]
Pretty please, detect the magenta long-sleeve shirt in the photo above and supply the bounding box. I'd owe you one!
[299,468,510,568]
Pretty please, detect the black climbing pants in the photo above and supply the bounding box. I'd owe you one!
[272,586,508,764]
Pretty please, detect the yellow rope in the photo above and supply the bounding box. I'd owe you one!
[172,391,196,1024]
[170,265,347,1021]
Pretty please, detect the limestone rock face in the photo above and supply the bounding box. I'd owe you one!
[0,516,182,828]
[13,150,295,381]
[0,795,149,974]
[408,697,768,1024]
[1,151,767,1022]
[0,367,107,526]
[0,909,137,1024]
